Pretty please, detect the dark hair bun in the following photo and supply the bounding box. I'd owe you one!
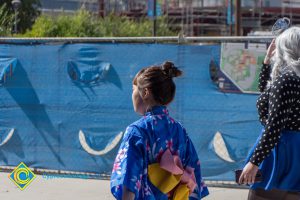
[161,61,183,78]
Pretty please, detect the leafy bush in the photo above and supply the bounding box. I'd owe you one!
[24,9,177,37]
[0,4,14,36]
[1,0,40,34]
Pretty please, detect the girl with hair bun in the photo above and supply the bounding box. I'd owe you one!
[110,61,209,200]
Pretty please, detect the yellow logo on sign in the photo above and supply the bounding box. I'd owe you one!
[9,162,36,190]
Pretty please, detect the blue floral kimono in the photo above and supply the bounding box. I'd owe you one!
[110,106,209,199]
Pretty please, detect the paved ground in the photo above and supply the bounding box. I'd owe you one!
[0,172,248,200]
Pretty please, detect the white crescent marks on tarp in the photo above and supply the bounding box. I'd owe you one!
[212,131,235,163]
[0,128,15,146]
[79,130,123,156]
[101,62,111,78]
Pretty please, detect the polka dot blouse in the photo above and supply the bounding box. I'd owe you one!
[251,63,300,166]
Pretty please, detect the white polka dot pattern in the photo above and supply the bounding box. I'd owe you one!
[252,65,300,166]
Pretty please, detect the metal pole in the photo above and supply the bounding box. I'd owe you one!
[235,0,241,36]
[0,36,274,44]
[259,0,262,30]
[98,0,104,17]
[229,0,233,36]
[12,0,21,34]
[14,9,18,33]
[153,0,157,36]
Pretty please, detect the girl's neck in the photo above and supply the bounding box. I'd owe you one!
[145,104,163,112]
[143,97,161,112]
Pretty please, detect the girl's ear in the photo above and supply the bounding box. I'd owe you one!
[141,88,150,99]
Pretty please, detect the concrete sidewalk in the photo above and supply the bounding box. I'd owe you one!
[0,172,248,200]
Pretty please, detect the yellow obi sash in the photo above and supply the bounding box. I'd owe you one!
[148,149,196,200]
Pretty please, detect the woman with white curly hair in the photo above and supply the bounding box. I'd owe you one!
[239,26,300,199]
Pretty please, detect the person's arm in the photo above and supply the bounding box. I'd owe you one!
[122,186,135,200]
[256,92,269,126]
[239,72,297,184]
[263,39,276,65]
[250,73,296,166]
[258,63,271,92]
[259,39,276,92]
[110,126,144,199]
[185,135,209,199]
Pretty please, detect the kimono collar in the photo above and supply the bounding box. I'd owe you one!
[144,106,169,116]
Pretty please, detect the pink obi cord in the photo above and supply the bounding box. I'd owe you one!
[159,149,197,193]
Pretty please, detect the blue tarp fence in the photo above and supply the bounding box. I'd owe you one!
[0,42,262,181]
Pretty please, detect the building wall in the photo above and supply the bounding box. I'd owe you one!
[242,0,281,7]
[40,0,99,13]
[39,0,300,14]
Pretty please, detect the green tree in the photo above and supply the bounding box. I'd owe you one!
[24,9,177,37]
[24,9,101,37]
[0,4,14,36]
[1,0,40,33]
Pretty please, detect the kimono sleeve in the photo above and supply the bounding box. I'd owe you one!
[185,136,209,200]
[110,125,145,199]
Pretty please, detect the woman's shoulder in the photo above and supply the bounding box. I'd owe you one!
[273,70,300,86]
[280,69,300,79]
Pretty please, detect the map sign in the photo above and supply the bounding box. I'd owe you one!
[219,43,267,94]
